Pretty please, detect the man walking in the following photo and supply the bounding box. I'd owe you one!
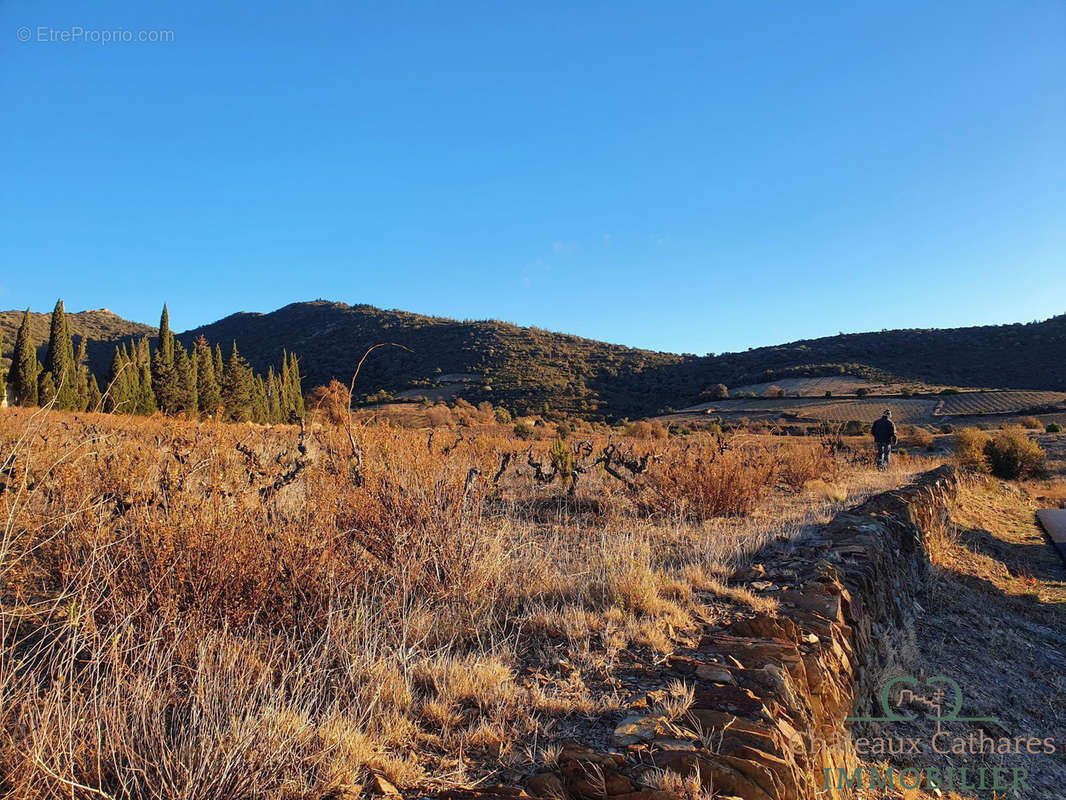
[871,410,897,470]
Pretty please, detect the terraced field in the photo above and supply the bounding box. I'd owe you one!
[796,397,936,423]
[668,389,1066,427]
[935,390,1065,415]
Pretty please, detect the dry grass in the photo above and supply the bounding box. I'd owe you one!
[0,407,931,799]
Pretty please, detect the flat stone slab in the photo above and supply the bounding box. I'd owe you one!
[1036,509,1066,563]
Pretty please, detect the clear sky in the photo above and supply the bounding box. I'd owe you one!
[2,1,1064,355]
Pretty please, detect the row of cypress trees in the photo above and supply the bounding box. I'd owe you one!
[4,301,303,424]
[5,301,100,411]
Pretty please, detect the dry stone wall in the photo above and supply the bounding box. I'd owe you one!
[512,465,959,800]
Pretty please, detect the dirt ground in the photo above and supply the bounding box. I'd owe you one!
[855,475,1066,800]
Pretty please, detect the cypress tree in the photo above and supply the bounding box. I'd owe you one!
[40,300,78,409]
[221,342,253,422]
[74,336,89,411]
[86,374,102,412]
[173,342,194,414]
[105,347,130,413]
[151,305,180,412]
[9,309,38,406]
[38,372,56,406]
[195,336,221,415]
[137,359,157,415]
[213,344,224,386]
[266,368,280,423]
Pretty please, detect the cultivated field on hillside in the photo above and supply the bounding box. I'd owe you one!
[670,388,1066,429]
[0,407,930,800]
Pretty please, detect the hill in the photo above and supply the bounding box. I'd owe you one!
[0,308,154,384]
[178,301,690,417]
[685,315,1066,396]
[3,301,1065,419]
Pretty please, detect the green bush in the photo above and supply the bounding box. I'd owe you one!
[494,407,512,424]
[514,421,534,440]
[709,383,729,399]
[1046,422,1063,434]
[549,438,574,478]
[983,427,1046,480]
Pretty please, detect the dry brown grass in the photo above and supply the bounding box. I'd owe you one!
[0,407,930,799]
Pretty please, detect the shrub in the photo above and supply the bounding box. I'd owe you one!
[1047,422,1064,434]
[637,443,776,520]
[494,407,512,424]
[907,427,935,450]
[855,387,869,397]
[513,421,534,440]
[954,427,990,472]
[709,383,729,400]
[765,385,785,398]
[843,420,865,436]
[306,380,350,425]
[983,427,1046,480]
[1019,416,1042,430]
[549,438,574,479]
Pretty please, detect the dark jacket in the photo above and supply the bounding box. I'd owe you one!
[871,417,897,445]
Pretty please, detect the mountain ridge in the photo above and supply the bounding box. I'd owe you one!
[3,300,1064,419]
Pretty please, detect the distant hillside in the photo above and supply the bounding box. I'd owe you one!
[4,300,1064,420]
[0,308,154,382]
[687,315,1066,396]
[178,301,689,417]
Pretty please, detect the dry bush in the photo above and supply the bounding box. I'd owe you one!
[635,439,777,519]
[1019,415,1042,430]
[775,440,836,491]
[306,379,350,425]
[906,426,935,450]
[953,427,990,472]
[983,427,1046,480]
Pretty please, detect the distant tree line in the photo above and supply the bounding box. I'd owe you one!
[4,301,303,424]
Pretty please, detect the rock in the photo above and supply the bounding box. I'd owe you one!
[733,563,765,582]
[694,663,735,683]
[612,713,664,746]
[526,772,565,799]
[368,775,399,796]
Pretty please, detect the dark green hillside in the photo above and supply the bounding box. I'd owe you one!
[679,315,1066,397]
[178,301,691,417]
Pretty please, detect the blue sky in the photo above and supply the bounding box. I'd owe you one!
[2,1,1064,355]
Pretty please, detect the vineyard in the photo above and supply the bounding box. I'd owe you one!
[673,389,1066,427]
[0,407,928,800]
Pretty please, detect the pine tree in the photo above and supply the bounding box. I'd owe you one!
[194,336,221,415]
[221,343,253,422]
[8,309,38,406]
[40,300,78,409]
